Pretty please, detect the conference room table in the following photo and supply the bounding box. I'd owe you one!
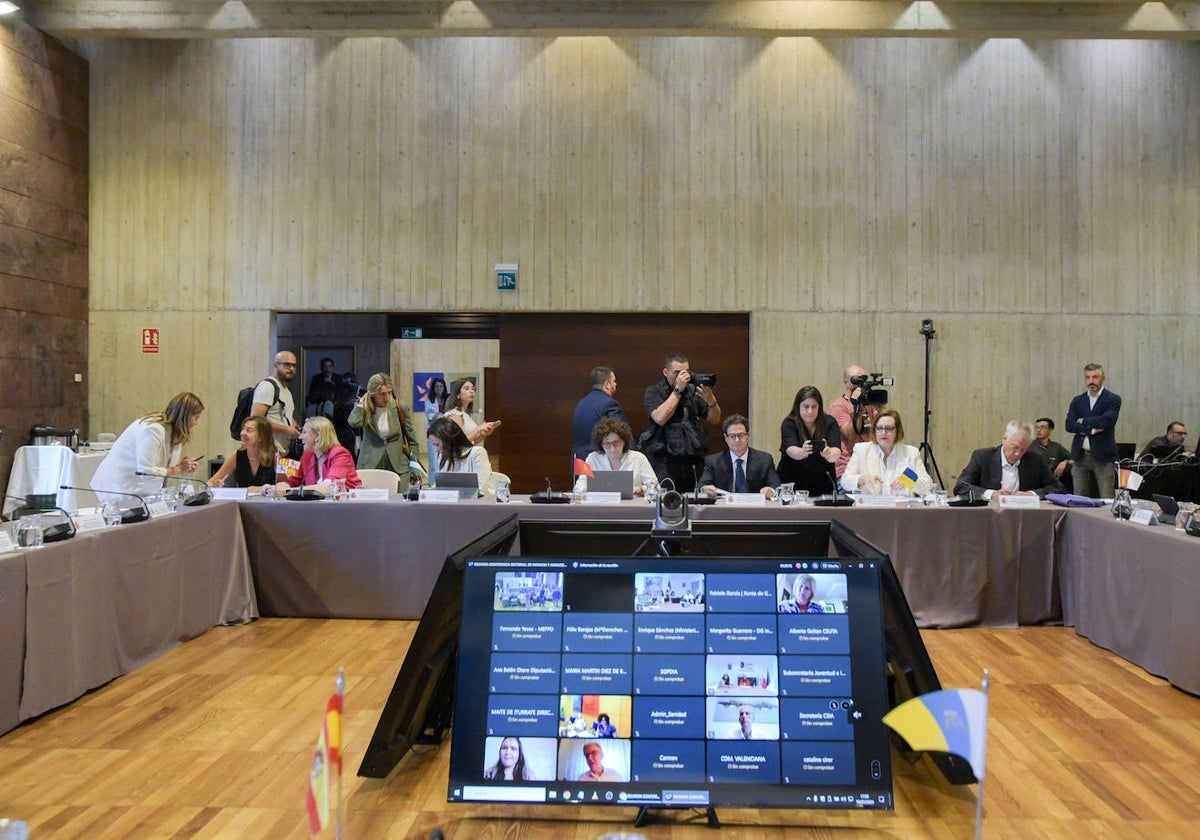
[1,500,258,736]
[1061,507,1200,695]
[237,496,1066,629]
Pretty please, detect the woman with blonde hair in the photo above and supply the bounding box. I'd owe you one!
[209,415,277,493]
[90,391,205,500]
[348,373,420,491]
[273,416,362,494]
[841,409,933,497]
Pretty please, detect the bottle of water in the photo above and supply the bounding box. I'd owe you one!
[0,819,29,839]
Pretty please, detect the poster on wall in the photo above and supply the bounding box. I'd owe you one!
[414,372,447,417]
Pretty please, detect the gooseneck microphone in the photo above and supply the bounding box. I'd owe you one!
[2,493,77,542]
[136,472,212,506]
[814,472,854,507]
[531,475,570,504]
[61,485,150,523]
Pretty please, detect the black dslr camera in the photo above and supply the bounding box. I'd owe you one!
[849,373,892,408]
[690,373,718,388]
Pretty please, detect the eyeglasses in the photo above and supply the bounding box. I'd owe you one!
[277,362,296,368]
[601,439,624,449]
[725,432,748,440]
[875,425,897,433]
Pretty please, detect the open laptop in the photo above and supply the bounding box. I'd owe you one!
[1152,493,1179,525]
[434,472,481,499]
[587,470,634,500]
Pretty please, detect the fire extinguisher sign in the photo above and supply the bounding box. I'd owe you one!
[142,328,160,354]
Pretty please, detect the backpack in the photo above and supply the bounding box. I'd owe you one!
[231,378,281,439]
[305,399,335,422]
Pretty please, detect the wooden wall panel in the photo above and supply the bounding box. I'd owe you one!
[78,36,1200,481]
[0,20,87,493]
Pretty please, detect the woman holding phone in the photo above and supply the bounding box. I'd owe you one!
[777,385,841,496]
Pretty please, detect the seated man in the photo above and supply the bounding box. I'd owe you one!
[698,414,779,499]
[1139,421,1187,462]
[954,420,1063,501]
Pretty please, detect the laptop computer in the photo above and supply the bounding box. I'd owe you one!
[434,472,481,499]
[587,470,635,500]
[1152,493,1179,525]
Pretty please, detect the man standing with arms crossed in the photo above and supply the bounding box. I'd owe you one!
[1066,363,1122,498]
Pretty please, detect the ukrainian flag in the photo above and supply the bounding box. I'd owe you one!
[882,688,988,781]
[895,466,919,490]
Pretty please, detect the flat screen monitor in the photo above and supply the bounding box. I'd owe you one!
[357,513,521,778]
[446,552,895,811]
[518,518,831,559]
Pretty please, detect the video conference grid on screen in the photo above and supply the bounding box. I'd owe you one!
[448,556,894,810]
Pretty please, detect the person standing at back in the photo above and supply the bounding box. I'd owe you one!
[251,350,301,456]
[1065,363,1122,498]
[571,366,628,461]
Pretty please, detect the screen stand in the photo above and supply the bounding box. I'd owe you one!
[633,805,720,829]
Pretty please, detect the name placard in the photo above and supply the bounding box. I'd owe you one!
[727,492,767,506]
[857,494,905,507]
[583,491,622,505]
[348,488,389,501]
[418,489,460,504]
[211,488,248,500]
[998,494,1040,509]
[73,513,107,532]
[147,501,174,518]
[1129,508,1157,526]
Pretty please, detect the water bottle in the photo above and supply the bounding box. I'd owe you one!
[0,819,29,839]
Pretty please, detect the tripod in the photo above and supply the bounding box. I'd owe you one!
[918,319,945,490]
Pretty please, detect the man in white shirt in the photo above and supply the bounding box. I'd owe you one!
[251,351,301,455]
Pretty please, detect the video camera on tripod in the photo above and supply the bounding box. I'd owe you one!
[849,373,893,434]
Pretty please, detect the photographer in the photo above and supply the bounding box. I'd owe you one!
[829,365,887,478]
[640,353,722,492]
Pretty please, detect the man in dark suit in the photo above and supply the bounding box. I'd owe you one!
[570,366,628,460]
[699,414,779,499]
[1065,362,1122,498]
[954,420,1063,500]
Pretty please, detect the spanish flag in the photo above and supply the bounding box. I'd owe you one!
[573,458,595,478]
[1118,468,1144,491]
[306,681,344,834]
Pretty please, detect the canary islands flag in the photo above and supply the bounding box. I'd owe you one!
[1118,468,1143,491]
[882,687,988,781]
[896,466,919,490]
[573,458,595,478]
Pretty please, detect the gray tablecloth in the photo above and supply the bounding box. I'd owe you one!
[239,497,1064,628]
[1063,507,1200,695]
[16,501,259,724]
[0,550,26,735]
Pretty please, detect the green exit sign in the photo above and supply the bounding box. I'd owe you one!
[495,263,518,291]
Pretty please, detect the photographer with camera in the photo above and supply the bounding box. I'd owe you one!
[639,352,722,492]
[829,365,889,478]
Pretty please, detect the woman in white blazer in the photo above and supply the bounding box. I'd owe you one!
[841,409,933,497]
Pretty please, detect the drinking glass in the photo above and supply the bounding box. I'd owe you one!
[162,488,179,512]
[495,479,511,503]
[777,483,795,506]
[795,490,811,506]
[16,515,43,549]
[935,489,949,507]
[644,479,659,504]
[102,500,123,527]
[1176,502,1197,531]
[331,479,347,501]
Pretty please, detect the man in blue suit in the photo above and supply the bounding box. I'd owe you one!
[698,414,779,499]
[1065,363,1122,498]
[571,366,628,460]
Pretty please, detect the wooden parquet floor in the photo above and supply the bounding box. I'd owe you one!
[1,620,1198,839]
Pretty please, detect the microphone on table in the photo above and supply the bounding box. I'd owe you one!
[689,464,716,505]
[136,472,212,506]
[814,472,853,507]
[61,485,149,523]
[531,475,570,504]
[2,493,76,542]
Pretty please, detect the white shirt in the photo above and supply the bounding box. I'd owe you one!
[253,376,297,454]
[841,441,933,497]
[584,449,657,490]
[439,445,493,494]
[445,408,478,435]
[90,418,182,501]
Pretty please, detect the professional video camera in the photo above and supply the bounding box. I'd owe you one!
[849,373,892,408]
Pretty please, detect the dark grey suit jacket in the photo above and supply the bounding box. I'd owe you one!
[698,447,779,493]
[954,446,1063,499]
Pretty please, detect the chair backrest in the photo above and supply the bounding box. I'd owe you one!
[357,468,399,492]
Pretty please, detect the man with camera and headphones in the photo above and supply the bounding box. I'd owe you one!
[640,352,722,493]
[829,364,888,479]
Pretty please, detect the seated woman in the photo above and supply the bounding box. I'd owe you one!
[777,385,842,496]
[90,391,204,501]
[841,408,933,497]
[348,373,420,492]
[584,417,657,496]
[427,416,493,495]
[209,415,277,493]
[445,378,500,446]
[272,416,362,494]
[483,736,535,781]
